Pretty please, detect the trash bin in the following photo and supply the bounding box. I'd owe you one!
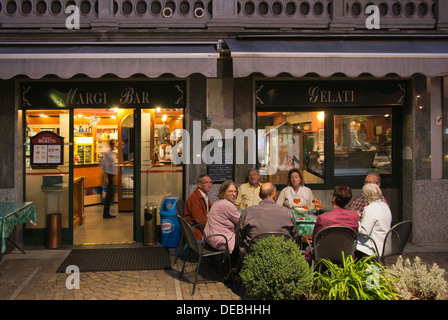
[46,213,61,249]
[102,185,114,206]
[144,203,157,246]
[160,197,181,247]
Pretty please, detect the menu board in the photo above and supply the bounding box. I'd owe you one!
[206,139,234,183]
[30,131,64,166]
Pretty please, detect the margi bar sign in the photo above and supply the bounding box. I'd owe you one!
[30,131,64,166]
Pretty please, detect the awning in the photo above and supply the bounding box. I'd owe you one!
[226,39,448,78]
[0,43,219,79]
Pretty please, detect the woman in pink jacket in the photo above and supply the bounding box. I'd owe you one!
[204,180,241,254]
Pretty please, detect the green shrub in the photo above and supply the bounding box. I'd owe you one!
[388,256,447,300]
[313,253,401,300]
[240,236,313,300]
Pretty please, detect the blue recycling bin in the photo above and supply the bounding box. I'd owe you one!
[160,197,181,247]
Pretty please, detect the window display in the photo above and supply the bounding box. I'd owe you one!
[334,114,392,176]
[257,111,325,185]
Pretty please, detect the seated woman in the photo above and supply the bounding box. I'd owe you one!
[276,168,314,208]
[355,183,392,259]
[204,180,241,254]
[312,185,359,239]
[305,185,358,262]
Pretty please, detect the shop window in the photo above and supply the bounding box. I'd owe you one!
[334,114,392,177]
[25,109,70,230]
[140,108,183,222]
[257,111,325,185]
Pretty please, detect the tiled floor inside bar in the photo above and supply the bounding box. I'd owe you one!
[73,204,133,245]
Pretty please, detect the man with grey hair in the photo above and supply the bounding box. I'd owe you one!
[356,183,392,258]
[236,182,299,260]
[184,174,213,241]
[349,173,388,218]
[234,168,262,211]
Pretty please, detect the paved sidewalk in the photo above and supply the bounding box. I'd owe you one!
[0,243,447,300]
[0,245,242,300]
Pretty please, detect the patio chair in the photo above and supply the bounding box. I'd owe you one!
[177,215,235,295]
[311,226,358,269]
[247,232,293,254]
[380,220,412,265]
[175,199,185,216]
[173,212,203,265]
[357,232,380,260]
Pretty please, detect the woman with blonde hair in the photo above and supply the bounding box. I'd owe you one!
[356,183,392,258]
[204,180,241,253]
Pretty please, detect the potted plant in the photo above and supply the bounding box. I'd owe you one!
[240,236,313,300]
[313,253,400,300]
[388,256,447,300]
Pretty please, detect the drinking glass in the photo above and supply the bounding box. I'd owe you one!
[292,196,301,207]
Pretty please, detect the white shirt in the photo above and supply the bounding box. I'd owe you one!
[198,188,209,215]
[276,185,314,208]
[102,149,117,175]
[357,200,392,256]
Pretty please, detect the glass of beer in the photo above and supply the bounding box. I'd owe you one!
[293,197,301,206]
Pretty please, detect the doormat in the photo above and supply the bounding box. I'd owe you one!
[56,246,171,273]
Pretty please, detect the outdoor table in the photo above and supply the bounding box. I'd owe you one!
[0,202,37,254]
[293,210,317,236]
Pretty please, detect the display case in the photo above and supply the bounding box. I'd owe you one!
[118,165,133,211]
[74,136,93,165]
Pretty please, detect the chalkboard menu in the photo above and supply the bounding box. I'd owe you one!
[30,131,64,166]
[206,139,234,183]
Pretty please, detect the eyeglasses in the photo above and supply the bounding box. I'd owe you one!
[200,181,212,184]
[226,190,238,194]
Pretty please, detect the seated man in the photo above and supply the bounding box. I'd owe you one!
[234,168,262,211]
[184,175,213,241]
[236,182,299,260]
[349,173,388,218]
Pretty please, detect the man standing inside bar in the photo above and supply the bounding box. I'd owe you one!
[102,140,117,219]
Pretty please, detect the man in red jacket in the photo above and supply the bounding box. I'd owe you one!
[184,175,213,241]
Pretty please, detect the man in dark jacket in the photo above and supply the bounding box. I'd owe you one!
[236,182,299,259]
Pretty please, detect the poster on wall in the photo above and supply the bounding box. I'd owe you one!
[30,131,64,166]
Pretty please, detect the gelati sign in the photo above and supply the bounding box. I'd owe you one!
[21,81,185,109]
[256,80,406,108]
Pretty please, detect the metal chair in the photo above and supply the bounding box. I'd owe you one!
[357,232,380,260]
[177,215,235,295]
[380,220,412,265]
[173,213,203,265]
[311,226,358,269]
[175,199,185,216]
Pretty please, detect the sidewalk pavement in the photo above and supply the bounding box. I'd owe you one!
[1,243,447,301]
